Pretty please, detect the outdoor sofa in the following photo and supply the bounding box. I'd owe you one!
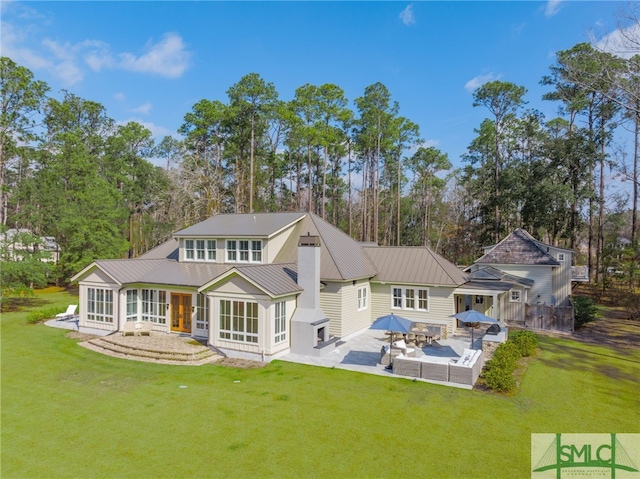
[392,348,485,386]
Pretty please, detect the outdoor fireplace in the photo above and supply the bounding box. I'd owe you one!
[289,234,338,357]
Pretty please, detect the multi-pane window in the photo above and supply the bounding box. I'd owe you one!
[184,239,216,262]
[392,288,402,308]
[557,253,565,262]
[225,239,262,263]
[391,286,429,312]
[357,286,368,311]
[274,301,286,343]
[195,293,209,331]
[141,289,167,324]
[219,299,258,343]
[510,290,521,303]
[126,289,138,322]
[87,287,114,322]
[239,240,249,261]
[207,240,216,261]
[418,289,429,311]
[475,296,484,304]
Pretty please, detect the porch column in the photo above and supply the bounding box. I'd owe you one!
[492,293,498,320]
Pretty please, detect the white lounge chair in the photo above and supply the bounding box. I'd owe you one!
[55,305,77,321]
[139,321,153,336]
[122,322,136,337]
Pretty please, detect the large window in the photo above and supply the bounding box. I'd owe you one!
[219,299,258,343]
[274,301,286,343]
[184,239,216,262]
[141,289,167,324]
[126,289,138,322]
[226,239,262,263]
[391,286,429,312]
[87,287,114,322]
[357,286,368,311]
[195,293,209,331]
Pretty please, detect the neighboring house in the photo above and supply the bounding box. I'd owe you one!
[1,228,59,264]
[73,212,513,362]
[467,229,574,314]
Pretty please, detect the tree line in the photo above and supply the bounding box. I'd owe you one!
[1,23,638,293]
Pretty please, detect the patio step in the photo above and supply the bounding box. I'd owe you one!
[82,335,219,365]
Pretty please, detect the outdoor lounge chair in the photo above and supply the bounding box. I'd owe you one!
[55,305,77,321]
[122,322,136,337]
[449,350,484,386]
[139,321,153,336]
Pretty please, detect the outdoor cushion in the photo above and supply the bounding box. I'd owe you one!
[392,340,407,349]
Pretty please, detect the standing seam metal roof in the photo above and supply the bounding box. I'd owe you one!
[363,246,468,286]
[173,212,306,238]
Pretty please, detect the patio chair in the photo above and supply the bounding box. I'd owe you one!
[55,305,77,321]
[139,321,153,336]
[122,322,136,337]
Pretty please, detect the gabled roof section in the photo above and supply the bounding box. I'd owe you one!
[364,246,468,286]
[197,263,301,298]
[475,229,560,266]
[173,212,306,238]
[139,238,179,260]
[273,213,378,281]
[468,266,534,287]
[71,259,170,285]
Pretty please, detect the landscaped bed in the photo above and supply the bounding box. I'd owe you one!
[2,288,639,479]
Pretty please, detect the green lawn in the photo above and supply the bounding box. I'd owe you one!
[2,289,639,479]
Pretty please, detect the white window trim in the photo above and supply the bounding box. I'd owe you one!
[183,238,217,262]
[225,239,262,264]
[390,286,429,312]
[141,289,167,324]
[557,253,565,262]
[219,299,259,343]
[274,301,287,344]
[357,286,368,311]
[87,287,114,323]
[195,293,209,331]
[510,290,521,303]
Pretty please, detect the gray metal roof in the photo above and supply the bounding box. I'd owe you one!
[234,263,302,297]
[173,212,306,238]
[94,259,174,284]
[363,246,469,286]
[468,266,534,287]
[139,238,179,260]
[475,229,560,266]
[456,280,514,292]
[273,213,378,281]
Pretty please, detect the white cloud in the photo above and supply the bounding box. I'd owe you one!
[113,92,126,102]
[130,102,153,115]
[424,139,439,148]
[118,33,191,78]
[596,23,640,59]
[464,72,502,92]
[544,0,563,18]
[117,119,173,139]
[510,22,526,36]
[399,4,415,26]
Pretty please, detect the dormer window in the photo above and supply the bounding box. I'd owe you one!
[226,239,262,263]
[184,239,216,262]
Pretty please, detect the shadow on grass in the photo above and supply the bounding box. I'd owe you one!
[1,296,49,313]
[537,338,639,384]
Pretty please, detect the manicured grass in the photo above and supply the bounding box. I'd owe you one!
[2,289,639,478]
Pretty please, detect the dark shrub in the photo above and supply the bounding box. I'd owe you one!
[510,330,538,357]
[484,364,516,392]
[574,296,597,328]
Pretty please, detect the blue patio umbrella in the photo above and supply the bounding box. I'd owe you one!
[450,310,499,347]
[370,313,414,369]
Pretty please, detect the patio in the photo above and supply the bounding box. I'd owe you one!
[279,326,490,389]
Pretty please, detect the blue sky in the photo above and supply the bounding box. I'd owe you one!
[2,1,637,179]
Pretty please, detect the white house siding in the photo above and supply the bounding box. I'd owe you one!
[204,275,282,360]
[264,295,296,357]
[548,247,573,306]
[339,280,373,338]
[78,268,120,332]
[319,281,343,337]
[492,265,555,305]
[503,287,526,322]
[370,283,458,336]
[264,226,296,263]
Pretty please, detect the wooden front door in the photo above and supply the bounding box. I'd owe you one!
[170,293,192,333]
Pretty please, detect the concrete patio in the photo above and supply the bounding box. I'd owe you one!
[279,327,488,388]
